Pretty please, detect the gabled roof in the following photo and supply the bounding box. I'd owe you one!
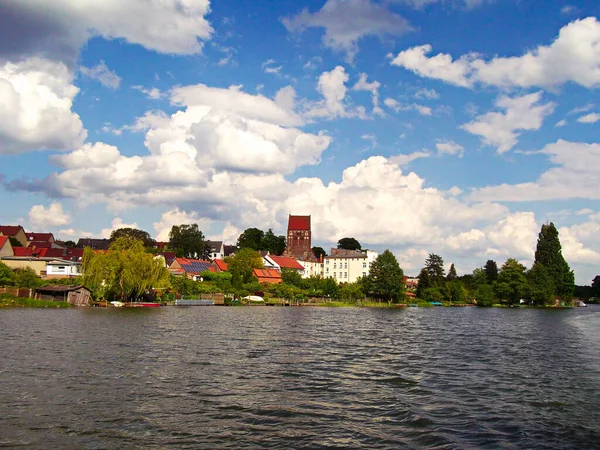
[328,248,367,258]
[253,268,281,279]
[44,248,84,261]
[0,225,25,237]
[77,238,111,250]
[223,245,237,257]
[268,255,304,270]
[0,236,8,249]
[213,259,228,271]
[26,232,55,242]
[27,241,53,248]
[13,247,49,257]
[205,240,223,252]
[174,258,212,274]
[288,215,311,231]
[35,285,90,293]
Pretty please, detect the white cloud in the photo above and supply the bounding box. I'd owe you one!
[28,202,71,229]
[390,17,600,89]
[577,113,600,123]
[577,208,594,215]
[461,92,554,153]
[413,104,432,116]
[132,86,164,99]
[470,140,600,201]
[353,73,384,116]
[0,57,86,154]
[388,151,430,165]
[262,59,282,75]
[303,57,322,71]
[559,220,600,265]
[415,88,439,99]
[384,98,402,112]
[555,119,567,127]
[79,61,121,89]
[436,140,465,157]
[282,0,413,62]
[305,66,366,119]
[100,218,139,239]
[383,97,432,116]
[153,208,213,242]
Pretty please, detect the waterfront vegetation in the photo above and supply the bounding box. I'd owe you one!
[0,293,71,308]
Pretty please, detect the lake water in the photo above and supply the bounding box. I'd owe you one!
[1,305,600,449]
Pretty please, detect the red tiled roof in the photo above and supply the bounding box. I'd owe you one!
[253,268,281,279]
[0,225,24,237]
[213,259,228,271]
[12,247,48,257]
[25,233,54,242]
[269,255,304,270]
[288,215,310,231]
[27,241,53,248]
[0,236,8,249]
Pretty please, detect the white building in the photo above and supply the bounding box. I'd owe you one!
[205,241,224,260]
[298,259,324,278]
[45,259,82,279]
[323,248,378,284]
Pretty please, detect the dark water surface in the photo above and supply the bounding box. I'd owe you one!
[1,305,600,449]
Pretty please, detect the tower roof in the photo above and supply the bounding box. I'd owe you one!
[288,215,311,231]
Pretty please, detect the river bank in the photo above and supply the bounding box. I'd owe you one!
[0,294,71,308]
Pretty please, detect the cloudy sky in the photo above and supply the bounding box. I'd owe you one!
[1,0,599,283]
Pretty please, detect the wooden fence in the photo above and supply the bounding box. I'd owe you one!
[0,287,34,298]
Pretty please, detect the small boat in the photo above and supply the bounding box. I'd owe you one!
[138,302,161,307]
[110,301,124,307]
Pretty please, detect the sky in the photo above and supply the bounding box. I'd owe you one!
[0,0,599,283]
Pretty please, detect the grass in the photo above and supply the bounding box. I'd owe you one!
[0,293,72,308]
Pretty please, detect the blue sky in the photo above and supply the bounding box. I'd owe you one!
[0,0,599,283]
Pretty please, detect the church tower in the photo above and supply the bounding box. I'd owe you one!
[284,215,311,259]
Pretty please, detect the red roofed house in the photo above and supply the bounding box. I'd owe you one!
[25,232,56,247]
[0,225,28,247]
[169,258,213,280]
[283,215,312,259]
[0,235,14,258]
[253,268,282,284]
[266,255,305,275]
[212,259,228,272]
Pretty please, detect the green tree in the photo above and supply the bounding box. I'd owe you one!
[425,253,445,284]
[337,237,361,251]
[261,229,286,255]
[323,277,340,298]
[495,258,528,305]
[533,222,574,299]
[237,228,264,251]
[312,246,327,260]
[281,268,303,287]
[484,260,498,283]
[0,261,15,286]
[14,267,42,288]
[416,268,431,299]
[475,284,495,307]
[110,227,156,248]
[63,240,77,248]
[368,249,405,303]
[447,263,457,281]
[472,267,488,287]
[225,248,263,285]
[527,262,554,306]
[340,282,365,301]
[593,275,600,297]
[82,237,170,301]
[169,224,205,258]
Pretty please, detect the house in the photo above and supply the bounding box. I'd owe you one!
[45,260,82,279]
[253,268,282,284]
[205,240,224,260]
[169,258,213,280]
[25,232,62,248]
[0,256,48,276]
[265,255,305,275]
[323,248,378,284]
[76,238,111,250]
[0,225,28,247]
[298,258,324,279]
[212,259,228,272]
[0,236,14,258]
[223,245,237,257]
[34,285,91,306]
[283,215,312,259]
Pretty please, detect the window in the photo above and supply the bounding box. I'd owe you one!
[334,263,337,269]
[344,263,347,269]
[344,272,347,278]
[326,268,329,273]
[363,272,367,277]
[333,272,336,278]
[362,262,367,268]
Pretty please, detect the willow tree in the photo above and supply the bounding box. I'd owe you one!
[82,237,170,301]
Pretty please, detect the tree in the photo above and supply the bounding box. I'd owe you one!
[593,275,600,297]
[281,268,303,287]
[447,263,457,281]
[533,222,574,299]
[261,229,286,255]
[312,246,327,260]
[367,249,405,303]
[337,237,361,251]
[495,258,528,305]
[340,282,365,301]
[475,284,495,307]
[0,262,15,286]
[237,228,264,251]
[82,237,170,301]
[169,224,205,258]
[527,262,553,306]
[63,240,77,248]
[484,260,498,283]
[424,253,445,284]
[13,267,42,288]
[225,248,263,286]
[416,268,431,299]
[110,227,155,248]
[472,267,488,287]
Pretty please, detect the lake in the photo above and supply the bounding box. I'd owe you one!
[1,305,600,449]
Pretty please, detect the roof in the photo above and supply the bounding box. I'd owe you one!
[13,247,49,257]
[268,255,304,270]
[288,215,311,231]
[76,238,110,250]
[27,241,53,248]
[253,268,281,279]
[26,233,54,242]
[43,248,84,261]
[328,248,367,259]
[0,225,24,237]
[0,236,8,249]
[35,285,90,293]
[205,240,223,252]
[223,245,237,257]
[213,259,228,271]
[175,258,212,274]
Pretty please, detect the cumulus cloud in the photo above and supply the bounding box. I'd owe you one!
[388,151,430,165]
[383,98,432,116]
[390,17,600,89]
[577,113,600,123]
[415,87,439,99]
[79,61,121,89]
[0,57,86,154]
[0,0,213,65]
[305,66,366,119]
[132,85,164,99]
[28,202,71,229]
[153,208,213,242]
[470,140,600,201]
[436,140,465,157]
[282,0,413,61]
[353,73,384,116]
[461,92,554,153]
[100,218,139,239]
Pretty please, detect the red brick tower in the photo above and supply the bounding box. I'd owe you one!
[284,215,311,259]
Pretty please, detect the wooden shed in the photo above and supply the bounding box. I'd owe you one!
[35,285,92,306]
